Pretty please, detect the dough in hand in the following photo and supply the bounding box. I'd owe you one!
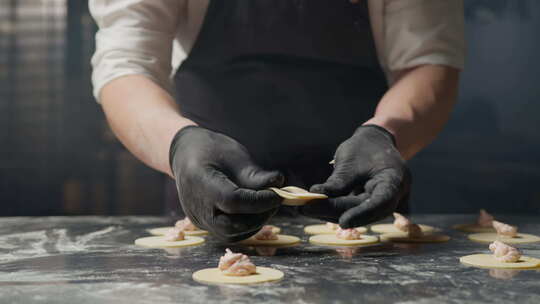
[370,223,435,234]
[380,232,450,243]
[147,227,208,236]
[460,254,540,269]
[304,224,367,235]
[309,234,379,246]
[269,186,327,206]
[238,234,300,247]
[468,233,540,244]
[192,267,284,285]
[135,235,204,248]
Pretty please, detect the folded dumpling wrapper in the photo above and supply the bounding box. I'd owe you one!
[269,186,328,206]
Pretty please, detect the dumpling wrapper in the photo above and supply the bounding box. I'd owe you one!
[269,186,327,206]
[460,254,540,269]
[452,223,495,233]
[193,267,284,285]
[238,234,300,247]
[309,234,379,246]
[304,224,367,235]
[134,236,205,248]
[370,223,436,234]
[380,232,450,243]
[147,227,208,236]
[468,233,540,244]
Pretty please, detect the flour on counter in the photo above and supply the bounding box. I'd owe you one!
[0,226,122,264]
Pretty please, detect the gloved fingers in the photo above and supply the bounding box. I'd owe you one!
[235,165,285,190]
[226,188,283,214]
[364,168,402,194]
[310,159,360,197]
[220,142,285,190]
[297,199,342,223]
[203,167,282,214]
[211,209,278,242]
[338,180,400,228]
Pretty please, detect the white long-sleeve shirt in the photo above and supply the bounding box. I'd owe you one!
[89,0,465,101]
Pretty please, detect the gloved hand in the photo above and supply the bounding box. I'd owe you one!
[299,125,411,228]
[169,126,284,242]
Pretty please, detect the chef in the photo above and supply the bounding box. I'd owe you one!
[90,0,464,241]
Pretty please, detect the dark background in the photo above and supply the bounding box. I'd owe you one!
[0,0,538,216]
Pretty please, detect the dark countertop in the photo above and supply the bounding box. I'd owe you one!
[1,215,540,304]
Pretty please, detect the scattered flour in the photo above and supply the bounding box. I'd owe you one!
[0,226,121,264]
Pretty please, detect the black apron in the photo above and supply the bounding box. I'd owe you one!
[167,0,389,216]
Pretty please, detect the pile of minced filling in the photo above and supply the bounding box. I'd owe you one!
[324,222,364,240]
[175,217,198,231]
[254,225,278,240]
[477,209,519,238]
[164,226,185,241]
[393,212,423,238]
[484,213,521,263]
[477,209,494,227]
[492,220,518,237]
[489,240,521,262]
[217,225,281,277]
[218,249,257,276]
[164,217,200,241]
[335,227,363,240]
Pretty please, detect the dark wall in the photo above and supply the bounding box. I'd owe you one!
[0,0,538,215]
[409,0,540,214]
[0,0,165,216]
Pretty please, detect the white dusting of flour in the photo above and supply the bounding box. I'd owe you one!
[0,226,121,264]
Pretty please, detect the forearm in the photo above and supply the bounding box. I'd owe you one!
[100,75,196,177]
[365,65,460,160]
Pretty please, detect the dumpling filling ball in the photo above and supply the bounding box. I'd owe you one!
[218,249,257,276]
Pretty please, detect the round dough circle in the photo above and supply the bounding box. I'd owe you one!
[147,227,208,236]
[192,267,284,285]
[370,223,435,234]
[304,224,367,235]
[380,232,450,243]
[468,233,540,244]
[238,234,300,247]
[309,234,379,246]
[135,236,205,248]
[460,254,540,269]
[453,223,495,233]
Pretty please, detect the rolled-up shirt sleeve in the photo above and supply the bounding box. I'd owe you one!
[89,0,181,101]
[383,0,465,73]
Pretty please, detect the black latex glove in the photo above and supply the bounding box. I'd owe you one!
[299,125,411,228]
[169,126,284,242]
